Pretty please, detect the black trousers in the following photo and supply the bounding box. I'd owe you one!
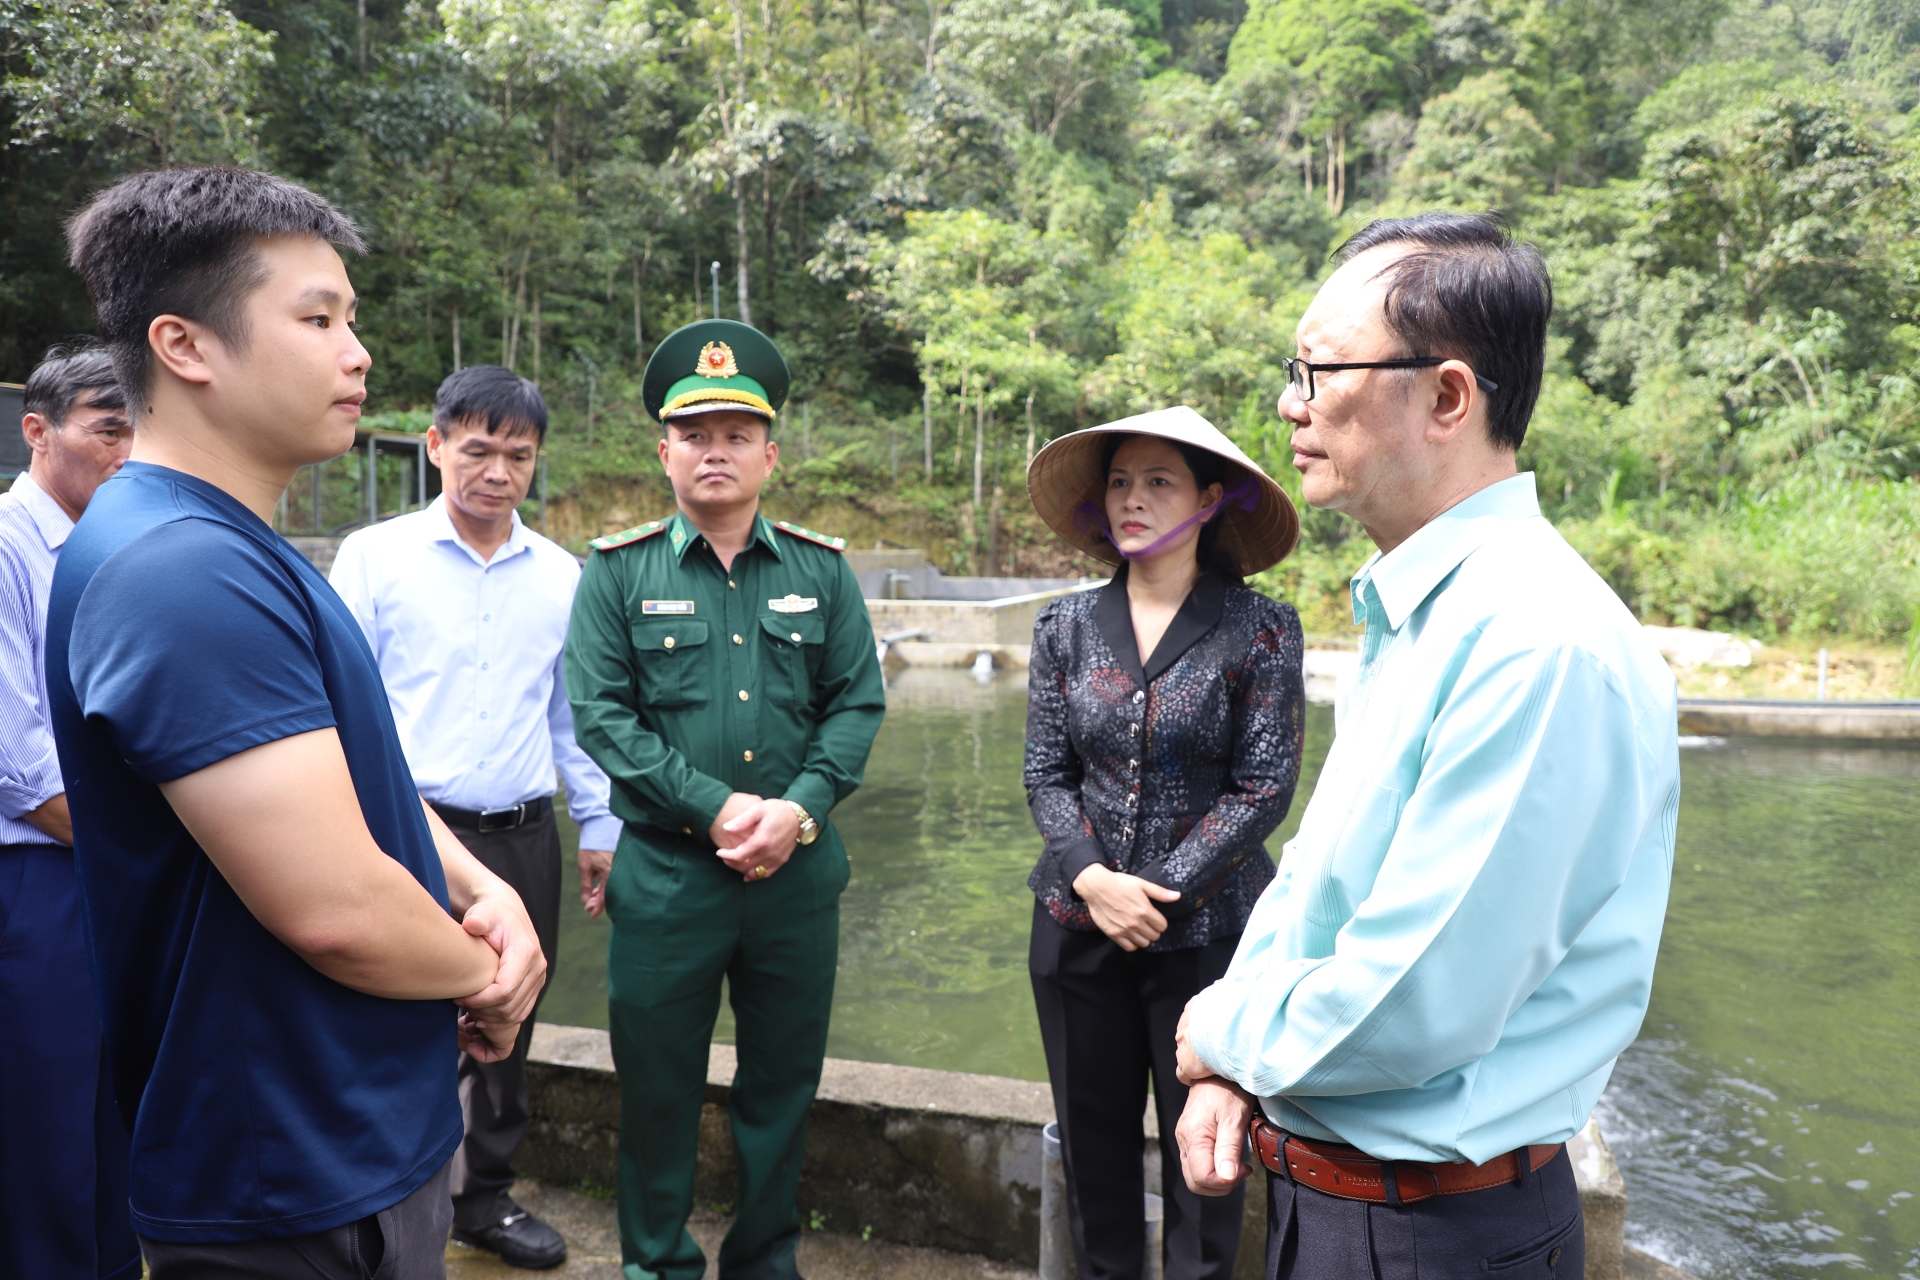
[437,804,562,1232]
[140,1162,452,1280]
[1030,902,1244,1280]
[1265,1143,1584,1279]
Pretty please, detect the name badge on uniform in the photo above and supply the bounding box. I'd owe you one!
[642,600,697,615]
[768,594,818,613]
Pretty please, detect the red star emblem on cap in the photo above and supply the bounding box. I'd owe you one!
[697,341,739,378]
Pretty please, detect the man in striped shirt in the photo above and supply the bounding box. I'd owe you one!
[0,343,137,1280]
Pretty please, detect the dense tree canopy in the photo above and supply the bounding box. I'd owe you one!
[1,0,1916,641]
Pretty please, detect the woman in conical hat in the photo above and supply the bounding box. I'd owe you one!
[1022,406,1306,1280]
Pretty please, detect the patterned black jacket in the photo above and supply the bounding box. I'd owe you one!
[1024,569,1306,951]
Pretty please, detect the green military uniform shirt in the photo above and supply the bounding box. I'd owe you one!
[564,511,885,840]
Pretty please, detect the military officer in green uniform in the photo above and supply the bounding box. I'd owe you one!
[565,319,886,1280]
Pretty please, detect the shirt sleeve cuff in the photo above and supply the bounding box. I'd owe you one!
[0,773,60,822]
[782,774,836,831]
[1183,979,1240,1083]
[1058,837,1106,896]
[681,773,736,839]
[577,816,623,851]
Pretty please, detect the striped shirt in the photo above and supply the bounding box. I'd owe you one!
[0,472,74,846]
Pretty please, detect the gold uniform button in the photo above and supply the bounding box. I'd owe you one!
[743,750,754,762]
[733,633,743,644]
[728,579,736,589]
[739,690,750,701]
[663,636,675,649]
[790,632,802,643]
[682,826,692,834]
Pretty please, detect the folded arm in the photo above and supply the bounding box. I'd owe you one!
[1141,604,1305,916]
[0,555,65,839]
[1022,608,1103,886]
[159,728,501,1003]
[779,554,886,829]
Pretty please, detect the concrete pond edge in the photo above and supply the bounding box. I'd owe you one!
[522,1024,1650,1280]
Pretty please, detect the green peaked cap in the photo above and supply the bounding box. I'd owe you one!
[643,319,791,424]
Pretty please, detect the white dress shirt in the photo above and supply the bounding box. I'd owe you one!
[0,473,73,846]
[1187,474,1680,1163]
[330,498,621,850]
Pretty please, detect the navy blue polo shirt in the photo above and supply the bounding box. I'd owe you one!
[46,462,462,1242]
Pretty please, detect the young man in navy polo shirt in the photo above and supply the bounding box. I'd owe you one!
[48,167,547,1279]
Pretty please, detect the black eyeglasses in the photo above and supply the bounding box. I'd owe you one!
[1282,356,1498,402]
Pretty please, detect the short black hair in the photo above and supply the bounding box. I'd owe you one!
[1335,212,1551,451]
[23,341,126,428]
[65,167,365,418]
[433,365,548,442]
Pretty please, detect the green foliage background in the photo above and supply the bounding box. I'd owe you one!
[2,0,1917,641]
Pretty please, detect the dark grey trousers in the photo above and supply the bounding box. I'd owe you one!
[139,1162,452,1280]
[1264,1142,1584,1279]
[439,804,562,1233]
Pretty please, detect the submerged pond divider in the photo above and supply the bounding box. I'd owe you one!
[521,1023,1679,1280]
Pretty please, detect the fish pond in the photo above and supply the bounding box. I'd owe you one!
[547,667,1920,1280]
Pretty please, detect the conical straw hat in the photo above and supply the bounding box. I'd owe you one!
[1026,406,1300,575]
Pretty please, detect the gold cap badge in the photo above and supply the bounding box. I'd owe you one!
[696,342,739,379]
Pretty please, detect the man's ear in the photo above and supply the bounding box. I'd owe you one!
[1424,361,1481,447]
[425,424,446,469]
[21,413,52,457]
[148,314,219,388]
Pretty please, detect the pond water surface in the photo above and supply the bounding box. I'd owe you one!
[546,668,1920,1280]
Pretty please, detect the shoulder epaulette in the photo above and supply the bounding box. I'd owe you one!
[590,520,669,552]
[773,520,847,552]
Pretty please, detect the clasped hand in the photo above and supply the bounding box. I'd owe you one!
[453,883,547,1063]
[710,791,801,882]
[1072,863,1181,951]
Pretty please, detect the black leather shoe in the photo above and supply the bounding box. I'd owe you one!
[451,1201,568,1270]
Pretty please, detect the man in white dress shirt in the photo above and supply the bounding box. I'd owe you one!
[331,366,619,1270]
[0,344,138,1280]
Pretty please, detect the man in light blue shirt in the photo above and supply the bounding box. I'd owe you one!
[0,344,137,1280]
[331,366,619,1269]
[1174,214,1679,1279]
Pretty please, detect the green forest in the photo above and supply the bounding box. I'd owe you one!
[2,0,1918,654]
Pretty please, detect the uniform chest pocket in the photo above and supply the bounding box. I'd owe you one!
[760,613,824,708]
[631,620,710,708]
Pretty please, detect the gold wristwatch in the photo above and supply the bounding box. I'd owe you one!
[789,802,820,845]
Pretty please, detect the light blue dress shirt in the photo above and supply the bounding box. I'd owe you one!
[331,499,622,851]
[0,473,72,846]
[1187,473,1679,1164]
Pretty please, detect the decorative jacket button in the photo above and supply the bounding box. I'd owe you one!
[1129,758,1139,770]
[1129,722,1139,736]
[739,690,750,701]
[1133,690,1145,704]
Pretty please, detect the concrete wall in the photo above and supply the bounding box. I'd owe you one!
[1678,698,1920,739]
[867,582,1104,647]
[521,1024,1629,1280]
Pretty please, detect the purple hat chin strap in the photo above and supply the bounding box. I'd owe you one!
[1074,474,1260,562]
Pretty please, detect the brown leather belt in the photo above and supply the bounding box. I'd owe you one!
[1249,1117,1560,1206]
